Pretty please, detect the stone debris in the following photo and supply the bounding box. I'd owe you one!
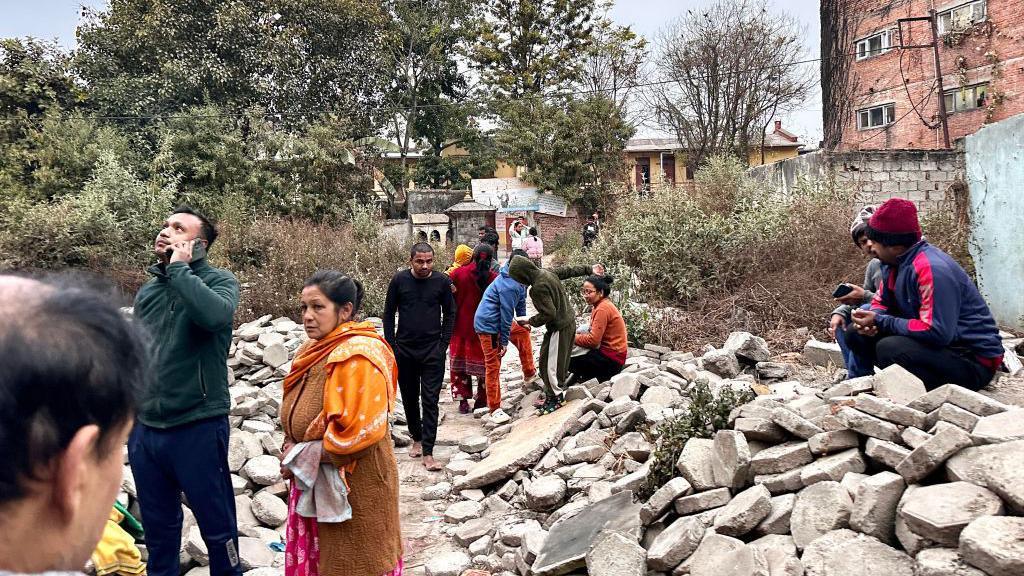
[122,316,1024,576]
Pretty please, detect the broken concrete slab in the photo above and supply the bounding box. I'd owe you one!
[750,441,814,475]
[945,439,1024,514]
[914,548,987,576]
[820,376,875,400]
[711,430,751,488]
[836,407,902,443]
[910,384,1010,416]
[807,429,860,456]
[801,529,914,576]
[675,487,733,515]
[754,493,796,536]
[532,490,641,576]
[687,533,767,576]
[754,467,806,495]
[873,364,927,405]
[772,407,824,440]
[935,403,980,431]
[853,394,928,428]
[712,484,772,538]
[585,529,647,576]
[899,481,1004,547]
[702,349,741,378]
[724,331,771,363]
[958,515,1024,576]
[645,516,705,571]
[790,481,853,550]
[675,434,716,487]
[640,476,692,525]
[971,408,1024,444]
[734,417,789,443]
[864,438,912,469]
[803,340,845,368]
[849,471,905,545]
[895,424,974,484]
[800,448,866,486]
[456,399,585,489]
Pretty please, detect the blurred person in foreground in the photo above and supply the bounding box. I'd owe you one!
[130,207,242,576]
[844,198,1003,390]
[279,271,403,576]
[0,274,147,575]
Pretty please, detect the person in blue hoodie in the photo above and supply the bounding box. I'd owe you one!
[474,250,537,420]
[845,198,1003,390]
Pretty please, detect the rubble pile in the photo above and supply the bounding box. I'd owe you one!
[424,331,1024,576]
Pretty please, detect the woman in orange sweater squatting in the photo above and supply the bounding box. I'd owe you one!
[569,274,628,385]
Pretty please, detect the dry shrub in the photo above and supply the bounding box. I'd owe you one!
[217,217,408,323]
[921,180,975,279]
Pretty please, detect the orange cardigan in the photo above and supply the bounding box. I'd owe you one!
[575,298,628,362]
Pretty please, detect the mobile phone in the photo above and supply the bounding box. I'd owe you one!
[166,238,207,262]
[832,284,854,298]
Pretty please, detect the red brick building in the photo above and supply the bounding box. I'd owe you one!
[822,0,1024,150]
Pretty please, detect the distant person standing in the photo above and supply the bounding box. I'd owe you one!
[582,215,600,248]
[130,207,242,576]
[449,244,498,413]
[524,227,544,267]
[383,242,455,471]
[509,216,528,251]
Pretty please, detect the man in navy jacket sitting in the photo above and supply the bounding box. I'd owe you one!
[845,198,1003,390]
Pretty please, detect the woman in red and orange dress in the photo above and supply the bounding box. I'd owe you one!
[448,244,497,413]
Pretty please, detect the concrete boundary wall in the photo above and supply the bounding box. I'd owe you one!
[748,150,965,212]
[965,114,1024,330]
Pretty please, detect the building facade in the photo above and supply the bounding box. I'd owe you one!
[823,0,1024,150]
[624,121,803,191]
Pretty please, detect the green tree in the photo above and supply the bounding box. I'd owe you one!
[471,0,598,99]
[75,0,390,131]
[497,96,633,210]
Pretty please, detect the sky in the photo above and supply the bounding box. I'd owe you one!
[608,0,824,146]
[0,0,824,145]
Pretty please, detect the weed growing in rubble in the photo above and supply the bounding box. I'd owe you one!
[638,379,754,500]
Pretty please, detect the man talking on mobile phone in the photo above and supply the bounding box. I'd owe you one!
[130,207,242,576]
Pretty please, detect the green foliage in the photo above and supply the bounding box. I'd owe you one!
[0,38,79,120]
[591,155,791,303]
[0,152,173,270]
[497,96,633,210]
[75,0,390,128]
[472,0,599,98]
[639,380,754,499]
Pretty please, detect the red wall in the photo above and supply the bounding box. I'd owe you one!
[835,0,1024,150]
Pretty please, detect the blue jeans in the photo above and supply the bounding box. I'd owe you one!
[129,416,241,576]
[836,323,869,378]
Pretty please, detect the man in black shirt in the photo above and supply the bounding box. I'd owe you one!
[383,242,455,471]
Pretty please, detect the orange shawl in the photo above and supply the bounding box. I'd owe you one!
[283,321,398,459]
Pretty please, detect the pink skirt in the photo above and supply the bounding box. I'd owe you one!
[285,484,404,576]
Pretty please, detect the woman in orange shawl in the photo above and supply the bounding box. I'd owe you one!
[279,270,403,576]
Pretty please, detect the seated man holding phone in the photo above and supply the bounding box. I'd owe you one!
[841,198,1003,390]
[829,205,883,376]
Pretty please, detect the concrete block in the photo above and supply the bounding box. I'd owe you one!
[849,471,905,545]
[896,424,974,484]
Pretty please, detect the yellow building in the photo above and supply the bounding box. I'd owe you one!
[624,121,803,191]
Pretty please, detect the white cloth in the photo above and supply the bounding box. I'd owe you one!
[282,441,353,523]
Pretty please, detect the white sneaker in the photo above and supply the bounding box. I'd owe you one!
[489,408,512,425]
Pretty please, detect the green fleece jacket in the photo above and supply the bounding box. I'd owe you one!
[134,257,240,428]
[508,256,592,331]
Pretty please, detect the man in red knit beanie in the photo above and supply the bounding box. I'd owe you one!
[844,198,1004,390]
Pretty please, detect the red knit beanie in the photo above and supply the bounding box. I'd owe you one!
[866,198,922,246]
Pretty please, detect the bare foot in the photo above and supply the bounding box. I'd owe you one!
[423,455,443,471]
[409,442,422,458]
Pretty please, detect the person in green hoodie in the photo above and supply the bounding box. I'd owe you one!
[130,207,242,576]
[508,256,605,413]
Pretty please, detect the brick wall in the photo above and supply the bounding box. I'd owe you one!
[828,0,1024,150]
[748,149,965,212]
[534,212,585,248]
